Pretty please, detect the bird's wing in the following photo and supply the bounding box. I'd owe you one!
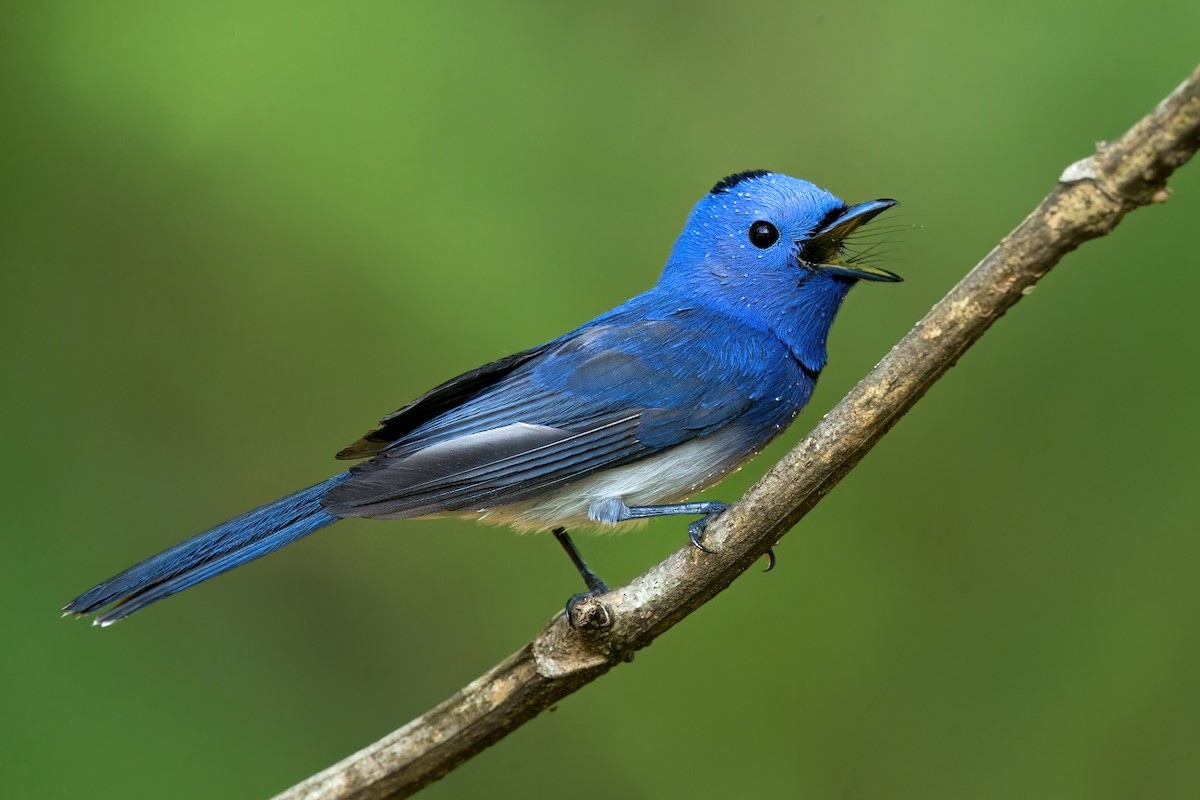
[335,340,559,460]
[322,307,780,519]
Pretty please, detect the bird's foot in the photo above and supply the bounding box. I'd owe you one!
[564,588,613,631]
[686,502,729,553]
[763,547,777,572]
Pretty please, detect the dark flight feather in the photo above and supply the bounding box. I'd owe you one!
[322,308,775,520]
[335,341,557,460]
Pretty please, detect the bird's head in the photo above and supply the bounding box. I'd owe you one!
[658,171,900,371]
[663,170,900,288]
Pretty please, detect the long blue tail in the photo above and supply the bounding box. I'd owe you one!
[64,473,353,626]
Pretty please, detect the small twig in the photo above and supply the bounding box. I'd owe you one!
[274,64,1200,800]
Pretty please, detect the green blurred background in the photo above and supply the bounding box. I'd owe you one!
[4,2,1199,798]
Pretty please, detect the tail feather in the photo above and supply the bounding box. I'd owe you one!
[64,474,352,625]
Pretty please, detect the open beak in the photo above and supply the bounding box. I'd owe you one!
[809,198,901,282]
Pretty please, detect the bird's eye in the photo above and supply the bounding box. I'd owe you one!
[748,220,780,249]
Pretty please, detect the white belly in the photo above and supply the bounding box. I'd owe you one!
[461,424,753,531]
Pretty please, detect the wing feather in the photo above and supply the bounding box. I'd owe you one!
[322,304,802,521]
[322,414,643,518]
[335,341,557,460]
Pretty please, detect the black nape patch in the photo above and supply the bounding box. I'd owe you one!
[710,170,771,195]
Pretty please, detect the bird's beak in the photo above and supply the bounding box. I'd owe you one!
[809,198,902,282]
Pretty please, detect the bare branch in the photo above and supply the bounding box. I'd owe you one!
[274,64,1200,800]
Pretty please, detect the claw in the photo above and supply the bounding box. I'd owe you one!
[762,547,776,573]
[688,523,717,553]
[687,509,724,554]
[564,591,612,630]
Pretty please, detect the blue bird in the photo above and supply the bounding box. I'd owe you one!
[64,171,899,626]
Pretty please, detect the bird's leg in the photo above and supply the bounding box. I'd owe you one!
[589,499,777,568]
[553,527,615,630]
[615,500,731,553]
[553,527,609,594]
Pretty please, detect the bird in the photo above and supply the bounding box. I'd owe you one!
[64,170,900,626]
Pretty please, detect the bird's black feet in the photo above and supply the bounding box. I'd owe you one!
[685,502,729,553]
[605,499,731,554]
[763,547,777,572]
[551,499,735,630]
[553,528,613,629]
[564,590,613,630]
